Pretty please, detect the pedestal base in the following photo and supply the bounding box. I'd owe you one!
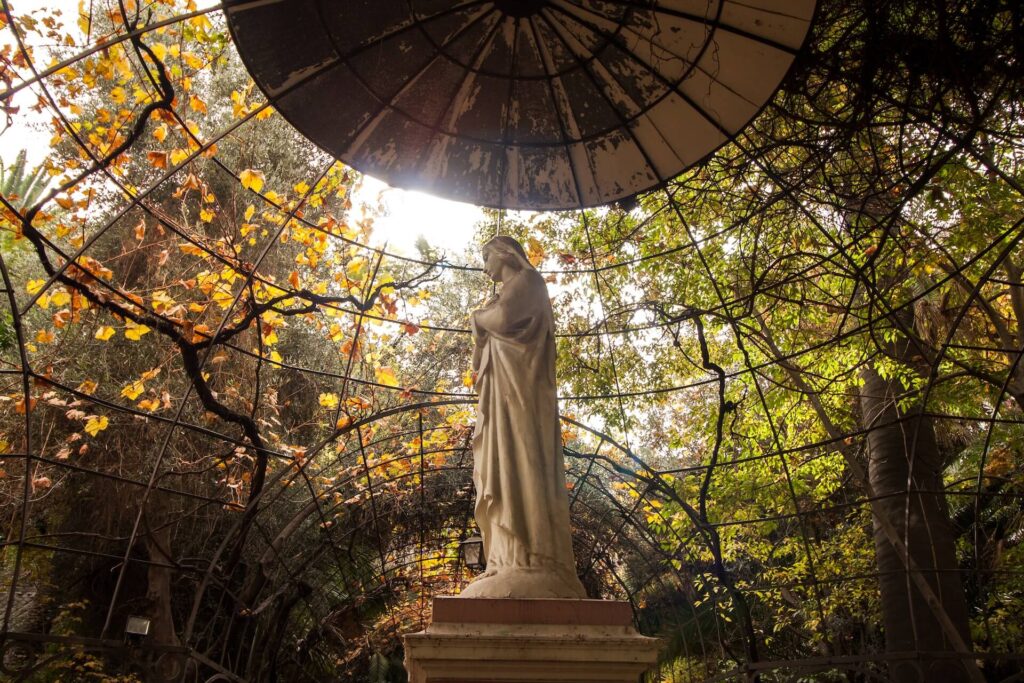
[403,597,661,682]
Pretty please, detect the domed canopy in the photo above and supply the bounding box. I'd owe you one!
[226,0,817,210]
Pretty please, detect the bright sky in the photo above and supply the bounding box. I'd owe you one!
[0,0,486,258]
[351,177,484,257]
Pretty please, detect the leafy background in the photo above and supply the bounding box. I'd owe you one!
[0,0,1022,681]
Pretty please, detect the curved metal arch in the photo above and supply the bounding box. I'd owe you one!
[179,406,748,671]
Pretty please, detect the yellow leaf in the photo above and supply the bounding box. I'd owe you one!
[345,257,366,280]
[77,380,98,395]
[239,169,265,193]
[336,415,353,429]
[170,149,189,165]
[293,181,310,194]
[95,325,115,341]
[153,123,168,142]
[211,286,233,309]
[35,329,55,343]
[244,205,255,221]
[124,321,151,341]
[526,237,545,266]
[199,208,214,222]
[110,86,126,104]
[50,290,70,307]
[375,366,399,388]
[26,279,46,295]
[182,51,204,70]
[84,415,109,437]
[319,392,339,409]
[121,381,145,400]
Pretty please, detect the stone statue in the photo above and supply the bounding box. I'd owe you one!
[459,236,586,599]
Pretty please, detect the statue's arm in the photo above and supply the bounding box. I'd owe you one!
[472,299,509,334]
[471,315,484,372]
[472,273,541,339]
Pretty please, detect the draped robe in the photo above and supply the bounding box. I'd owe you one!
[462,267,585,599]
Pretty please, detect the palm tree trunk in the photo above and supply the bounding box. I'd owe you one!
[859,363,972,682]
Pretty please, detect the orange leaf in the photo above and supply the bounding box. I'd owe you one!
[191,324,212,343]
[15,397,37,414]
[137,398,160,412]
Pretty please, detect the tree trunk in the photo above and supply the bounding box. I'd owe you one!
[859,363,972,682]
[144,519,184,681]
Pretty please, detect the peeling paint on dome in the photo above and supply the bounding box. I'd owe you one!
[227,0,816,209]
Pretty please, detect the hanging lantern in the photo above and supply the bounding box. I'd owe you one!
[227,0,817,210]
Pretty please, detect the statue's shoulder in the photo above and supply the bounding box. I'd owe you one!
[520,267,545,288]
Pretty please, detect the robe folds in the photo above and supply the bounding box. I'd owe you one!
[466,267,585,598]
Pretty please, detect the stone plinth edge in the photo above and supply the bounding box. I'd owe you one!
[403,597,662,682]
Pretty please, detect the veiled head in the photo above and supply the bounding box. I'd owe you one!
[482,236,533,283]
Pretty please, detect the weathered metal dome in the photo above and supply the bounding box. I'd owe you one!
[227,0,817,210]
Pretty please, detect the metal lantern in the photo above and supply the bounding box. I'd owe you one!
[460,534,486,571]
[124,615,151,645]
[226,0,817,210]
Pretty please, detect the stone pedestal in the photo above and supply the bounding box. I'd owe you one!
[403,597,661,682]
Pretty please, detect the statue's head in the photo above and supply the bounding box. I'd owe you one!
[482,235,533,283]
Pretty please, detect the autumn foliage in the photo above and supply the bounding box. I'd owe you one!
[1,1,1023,682]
